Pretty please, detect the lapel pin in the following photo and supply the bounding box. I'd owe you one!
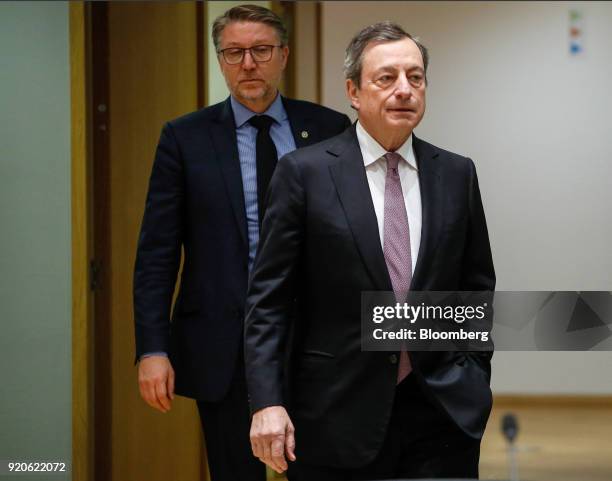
[301,130,309,139]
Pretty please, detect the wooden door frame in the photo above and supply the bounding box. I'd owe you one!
[72,3,208,480]
[90,3,113,480]
[71,2,94,481]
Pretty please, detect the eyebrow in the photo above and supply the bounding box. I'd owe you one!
[374,65,424,75]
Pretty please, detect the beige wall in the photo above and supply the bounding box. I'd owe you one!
[294,1,319,103]
[321,1,612,394]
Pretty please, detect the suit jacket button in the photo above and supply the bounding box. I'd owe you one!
[389,354,398,364]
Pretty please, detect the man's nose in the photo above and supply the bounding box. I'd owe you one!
[241,50,257,70]
[394,74,412,98]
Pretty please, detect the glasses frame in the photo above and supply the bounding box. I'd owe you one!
[217,44,283,65]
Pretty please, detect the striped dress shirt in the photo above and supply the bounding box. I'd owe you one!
[230,94,297,271]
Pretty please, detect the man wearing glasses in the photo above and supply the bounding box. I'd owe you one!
[133,5,350,481]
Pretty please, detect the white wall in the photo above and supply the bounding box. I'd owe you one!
[322,1,612,394]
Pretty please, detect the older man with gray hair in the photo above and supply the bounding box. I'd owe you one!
[244,21,495,480]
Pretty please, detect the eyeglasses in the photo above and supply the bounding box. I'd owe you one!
[217,45,282,65]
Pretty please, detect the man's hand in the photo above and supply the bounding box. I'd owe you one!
[138,355,175,413]
[250,405,296,473]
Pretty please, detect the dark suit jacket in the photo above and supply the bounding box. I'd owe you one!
[133,96,351,402]
[244,125,496,468]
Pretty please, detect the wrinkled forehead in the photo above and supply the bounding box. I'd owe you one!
[220,21,280,48]
[361,37,424,73]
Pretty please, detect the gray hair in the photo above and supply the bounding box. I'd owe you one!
[212,4,288,52]
[343,21,429,88]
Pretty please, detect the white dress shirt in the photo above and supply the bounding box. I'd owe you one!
[355,121,422,274]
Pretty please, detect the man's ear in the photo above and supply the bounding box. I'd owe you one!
[346,79,360,110]
[280,45,289,70]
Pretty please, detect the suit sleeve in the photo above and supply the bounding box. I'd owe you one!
[133,122,184,362]
[461,159,496,362]
[244,152,305,413]
[460,159,495,292]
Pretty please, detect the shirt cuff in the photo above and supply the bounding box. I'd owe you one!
[139,351,168,362]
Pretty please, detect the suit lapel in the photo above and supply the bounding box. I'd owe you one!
[282,97,318,148]
[327,130,443,292]
[210,98,248,247]
[328,127,393,291]
[411,135,442,290]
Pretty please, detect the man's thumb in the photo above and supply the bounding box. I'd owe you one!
[167,370,175,400]
[285,425,296,461]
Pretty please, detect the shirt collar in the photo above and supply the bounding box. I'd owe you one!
[230,92,286,128]
[355,120,418,171]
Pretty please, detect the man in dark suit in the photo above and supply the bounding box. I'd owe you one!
[133,5,350,481]
[245,22,495,480]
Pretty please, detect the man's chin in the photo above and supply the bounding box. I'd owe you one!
[387,109,421,119]
[385,117,418,131]
[235,86,267,102]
